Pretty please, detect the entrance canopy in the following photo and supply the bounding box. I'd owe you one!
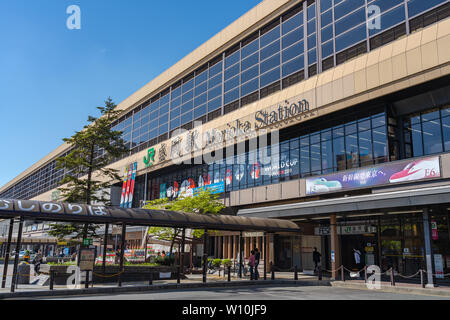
[0,199,300,233]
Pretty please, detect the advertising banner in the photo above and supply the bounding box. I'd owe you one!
[306,156,440,195]
[193,182,225,197]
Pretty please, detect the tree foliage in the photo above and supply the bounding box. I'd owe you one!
[143,190,225,254]
[49,97,129,240]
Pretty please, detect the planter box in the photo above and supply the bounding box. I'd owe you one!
[39,264,182,284]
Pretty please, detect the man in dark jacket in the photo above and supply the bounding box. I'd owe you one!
[313,247,321,272]
[254,248,260,280]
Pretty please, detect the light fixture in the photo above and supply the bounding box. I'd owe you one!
[346,213,385,218]
[387,210,423,215]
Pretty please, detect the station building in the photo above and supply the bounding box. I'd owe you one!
[1,0,450,281]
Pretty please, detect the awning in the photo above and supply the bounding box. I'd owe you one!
[0,199,300,233]
[237,185,450,219]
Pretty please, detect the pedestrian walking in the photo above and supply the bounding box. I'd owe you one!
[33,250,43,274]
[248,250,256,280]
[313,247,321,272]
[254,248,260,280]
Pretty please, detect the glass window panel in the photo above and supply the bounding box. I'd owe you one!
[335,23,366,52]
[225,63,240,80]
[333,136,346,170]
[209,73,222,88]
[260,67,280,87]
[307,19,316,35]
[282,54,304,77]
[308,48,317,64]
[359,130,373,165]
[260,25,280,48]
[370,0,403,13]
[308,4,316,20]
[224,87,240,104]
[282,27,304,49]
[160,94,169,105]
[208,85,222,101]
[241,52,259,71]
[334,0,365,20]
[369,5,405,36]
[150,101,159,113]
[181,111,193,125]
[308,33,317,49]
[422,120,443,154]
[321,0,332,12]
[282,41,304,62]
[372,114,386,128]
[181,100,193,114]
[194,82,207,96]
[321,9,333,28]
[442,106,450,117]
[321,140,333,171]
[159,113,169,125]
[407,0,446,18]
[301,146,311,175]
[195,71,207,85]
[241,65,259,84]
[358,118,371,131]
[321,25,333,43]
[322,40,334,58]
[159,104,169,115]
[225,50,240,69]
[442,115,450,152]
[171,97,181,109]
[261,40,280,60]
[170,118,180,130]
[194,104,207,119]
[241,78,259,97]
[150,129,158,139]
[170,107,180,119]
[150,110,158,121]
[421,108,440,121]
[182,79,194,93]
[224,75,240,92]
[260,53,280,74]
[335,7,365,36]
[208,96,222,111]
[242,39,259,58]
[209,62,223,78]
[282,11,304,35]
[171,86,181,99]
[373,126,388,162]
[194,93,207,107]
[346,134,359,168]
[182,90,193,103]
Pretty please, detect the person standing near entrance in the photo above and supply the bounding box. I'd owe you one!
[353,248,362,269]
[254,248,260,280]
[248,250,256,280]
[313,247,321,272]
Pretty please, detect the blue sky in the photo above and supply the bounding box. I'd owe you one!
[0,0,261,188]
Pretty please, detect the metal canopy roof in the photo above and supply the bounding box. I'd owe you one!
[237,185,450,219]
[0,199,300,233]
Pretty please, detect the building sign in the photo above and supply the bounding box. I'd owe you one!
[315,225,377,236]
[120,162,137,208]
[143,148,156,168]
[306,156,441,195]
[79,248,96,271]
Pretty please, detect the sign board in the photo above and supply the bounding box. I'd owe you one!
[243,232,264,238]
[434,254,444,279]
[306,156,440,195]
[431,220,438,241]
[82,238,93,246]
[315,225,377,236]
[159,272,171,279]
[79,249,96,271]
[57,241,68,246]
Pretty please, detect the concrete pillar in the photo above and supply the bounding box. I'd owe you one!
[423,208,435,288]
[234,235,239,259]
[214,236,218,258]
[330,214,340,280]
[223,236,228,259]
[228,236,232,259]
[245,237,250,258]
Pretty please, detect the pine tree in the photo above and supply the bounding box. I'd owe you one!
[48,97,129,241]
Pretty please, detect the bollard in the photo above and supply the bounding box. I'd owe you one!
[341,266,345,282]
[85,271,89,289]
[177,266,181,284]
[270,262,274,280]
[228,266,231,282]
[49,270,54,290]
[149,272,153,285]
[420,269,425,288]
[318,266,322,281]
[390,268,395,286]
[294,266,298,280]
[364,265,367,284]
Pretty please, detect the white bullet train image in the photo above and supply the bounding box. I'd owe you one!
[389,158,440,183]
[307,178,343,193]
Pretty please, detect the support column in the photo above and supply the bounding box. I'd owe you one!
[102,223,109,274]
[423,208,435,288]
[118,224,126,287]
[181,228,186,275]
[1,218,14,289]
[239,231,244,278]
[330,214,340,280]
[11,217,24,293]
[203,229,208,283]
[227,236,232,259]
[263,232,267,280]
[223,236,228,259]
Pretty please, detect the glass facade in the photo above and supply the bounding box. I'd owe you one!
[1,0,449,201]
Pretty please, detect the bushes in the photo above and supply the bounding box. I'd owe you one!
[222,259,232,268]
[212,259,222,268]
[154,255,175,266]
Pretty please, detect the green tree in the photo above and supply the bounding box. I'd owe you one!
[143,190,225,255]
[48,97,129,241]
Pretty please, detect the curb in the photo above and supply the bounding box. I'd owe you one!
[0,279,331,299]
[331,281,450,297]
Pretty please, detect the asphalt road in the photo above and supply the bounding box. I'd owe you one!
[30,285,449,300]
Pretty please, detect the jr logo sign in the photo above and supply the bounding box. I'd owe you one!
[143,148,156,168]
